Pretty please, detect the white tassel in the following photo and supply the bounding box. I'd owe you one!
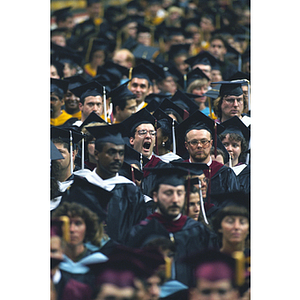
[172,119,176,154]
[69,130,73,175]
[103,86,107,123]
[81,137,85,170]
[198,179,209,224]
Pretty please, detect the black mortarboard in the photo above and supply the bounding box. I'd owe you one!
[170,161,209,176]
[203,84,221,99]
[168,43,191,61]
[137,23,151,34]
[85,38,110,62]
[166,26,184,38]
[51,6,73,21]
[158,98,186,122]
[170,90,199,114]
[135,58,165,80]
[121,108,157,137]
[218,116,250,142]
[177,67,210,90]
[51,78,69,99]
[51,126,85,146]
[108,80,136,107]
[79,111,107,131]
[145,93,170,105]
[185,51,219,68]
[212,80,244,97]
[101,60,129,80]
[144,165,196,188]
[130,63,160,84]
[175,110,223,157]
[133,44,160,61]
[70,80,104,103]
[85,123,125,147]
[63,75,87,90]
[94,68,120,90]
[51,140,64,161]
[228,71,250,84]
[51,42,83,67]
[123,144,149,166]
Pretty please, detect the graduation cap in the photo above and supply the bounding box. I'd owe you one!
[135,58,165,81]
[94,67,120,90]
[119,160,144,182]
[166,26,185,38]
[184,51,219,68]
[85,123,124,148]
[70,80,104,103]
[218,116,250,142]
[51,126,85,146]
[202,84,221,99]
[85,38,110,62]
[121,108,157,138]
[51,140,64,161]
[102,60,129,79]
[158,98,186,122]
[137,23,151,34]
[63,75,87,90]
[108,80,136,107]
[51,6,73,22]
[170,90,199,115]
[175,110,223,157]
[133,44,160,61]
[177,67,210,90]
[51,78,69,99]
[79,111,107,131]
[212,80,244,97]
[129,63,160,85]
[228,71,250,84]
[145,93,170,105]
[51,42,83,67]
[144,164,197,188]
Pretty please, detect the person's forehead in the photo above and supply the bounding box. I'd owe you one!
[197,278,232,289]
[102,142,125,151]
[84,95,102,103]
[136,123,155,131]
[131,77,149,85]
[211,39,225,46]
[186,129,211,139]
[159,183,185,191]
[189,193,200,202]
[101,284,135,297]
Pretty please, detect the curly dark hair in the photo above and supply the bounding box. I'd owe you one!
[52,202,104,246]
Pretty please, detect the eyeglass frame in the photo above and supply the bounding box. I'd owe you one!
[136,129,156,137]
[186,139,212,148]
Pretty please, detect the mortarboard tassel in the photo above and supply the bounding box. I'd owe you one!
[109,102,113,124]
[238,53,242,72]
[214,121,217,158]
[128,67,133,89]
[229,155,232,168]
[165,257,172,280]
[59,215,70,243]
[140,153,143,171]
[81,136,85,170]
[155,118,158,155]
[186,172,191,216]
[69,130,73,175]
[208,97,212,118]
[103,86,107,123]
[183,74,187,91]
[198,179,209,224]
[85,37,95,63]
[131,166,135,183]
[172,119,176,154]
[247,80,251,111]
[232,251,246,287]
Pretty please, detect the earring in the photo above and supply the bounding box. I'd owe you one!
[162,142,166,147]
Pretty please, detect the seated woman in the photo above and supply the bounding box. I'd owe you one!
[51,202,110,295]
[218,116,250,193]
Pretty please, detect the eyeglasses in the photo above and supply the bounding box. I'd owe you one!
[187,139,211,148]
[136,129,156,137]
[199,177,209,185]
[223,97,243,104]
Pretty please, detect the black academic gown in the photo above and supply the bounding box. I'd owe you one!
[126,215,219,287]
[236,164,250,194]
[59,174,148,245]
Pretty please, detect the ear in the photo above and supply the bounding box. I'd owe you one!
[72,149,78,160]
[78,102,83,111]
[115,105,121,114]
[152,191,158,203]
[162,136,168,143]
[184,141,189,150]
[60,98,65,106]
[129,136,135,146]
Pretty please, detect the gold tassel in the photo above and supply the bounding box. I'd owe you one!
[232,251,245,287]
[165,257,172,279]
[59,216,70,243]
[85,37,95,63]
[128,67,133,89]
